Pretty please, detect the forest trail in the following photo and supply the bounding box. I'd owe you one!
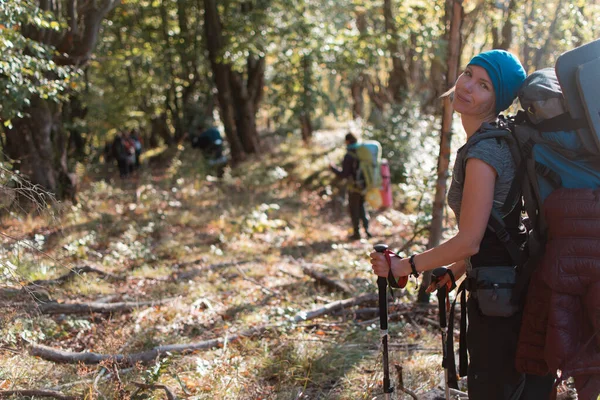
[0,128,447,399]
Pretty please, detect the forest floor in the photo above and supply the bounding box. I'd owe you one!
[0,126,462,399]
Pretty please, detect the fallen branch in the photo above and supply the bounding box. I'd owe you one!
[301,264,353,295]
[37,299,175,315]
[358,309,419,326]
[393,364,418,399]
[30,293,377,365]
[333,307,379,319]
[0,287,24,300]
[131,382,177,400]
[293,293,377,322]
[30,265,121,287]
[29,325,269,366]
[0,389,80,399]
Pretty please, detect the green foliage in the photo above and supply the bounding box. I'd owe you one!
[87,0,213,142]
[0,0,76,123]
[142,354,173,385]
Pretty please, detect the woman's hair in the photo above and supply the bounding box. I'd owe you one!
[345,132,358,144]
[441,85,455,99]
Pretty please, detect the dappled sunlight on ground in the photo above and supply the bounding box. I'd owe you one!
[0,131,449,399]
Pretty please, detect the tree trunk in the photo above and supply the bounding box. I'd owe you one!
[4,98,71,201]
[229,56,264,154]
[384,0,409,103]
[418,0,464,304]
[300,54,313,143]
[532,0,564,69]
[159,0,185,143]
[5,0,121,200]
[64,96,88,161]
[521,0,537,70]
[300,114,313,143]
[203,0,245,163]
[151,113,173,146]
[492,0,517,50]
[350,78,365,120]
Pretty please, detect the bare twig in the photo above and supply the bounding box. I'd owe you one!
[397,225,431,254]
[393,364,418,400]
[131,382,177,400]
[92,368,107,400]
[277,266,304,280]
[37,298,175,315]
[235,265,283,298]
[30,265,121,286]
[357,307,427,326]
[170,259,258,281]
[300,264,354,295]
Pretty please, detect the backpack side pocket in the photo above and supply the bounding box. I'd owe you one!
[471,266,519,317]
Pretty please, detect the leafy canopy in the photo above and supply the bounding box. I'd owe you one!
[0,0,77,125]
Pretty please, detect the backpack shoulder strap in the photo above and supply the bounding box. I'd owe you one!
[446,281,468,382]
[488,208,522,265]
[458,127,511,183]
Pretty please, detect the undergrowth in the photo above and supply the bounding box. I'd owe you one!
[0,126,453,399]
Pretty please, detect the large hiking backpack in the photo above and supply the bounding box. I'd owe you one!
[349,140,382,208]
[446,39,600,389]
[464,67,600,300]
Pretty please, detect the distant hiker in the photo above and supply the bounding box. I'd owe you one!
[371,50,556,399]
[112,132,130,178]
[130,129,143,169]
[330,132,372,240]
[192,125,227,176]
[123,131,137,174]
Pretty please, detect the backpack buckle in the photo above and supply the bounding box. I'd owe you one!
[496,228,511,243]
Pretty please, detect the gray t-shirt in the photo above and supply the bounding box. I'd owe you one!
[447,137,516,222]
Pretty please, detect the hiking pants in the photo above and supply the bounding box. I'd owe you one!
[467,296,555,400]
[117,157,129,178]
[348,191,369,236]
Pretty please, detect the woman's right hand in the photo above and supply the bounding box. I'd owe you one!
[426,261,467,293]
[426,273,452,293]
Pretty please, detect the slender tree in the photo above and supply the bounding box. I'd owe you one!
[418,0,464,303]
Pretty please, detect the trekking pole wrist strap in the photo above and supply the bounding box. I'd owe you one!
[384,249,404,288]
[446,268,456,290]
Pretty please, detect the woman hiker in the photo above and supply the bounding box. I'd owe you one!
[369,50,555,399]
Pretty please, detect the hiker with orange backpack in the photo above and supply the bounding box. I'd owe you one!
[330,132,372,240]
[370,50,556,399]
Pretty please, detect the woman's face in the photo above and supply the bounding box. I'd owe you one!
[452,65,496,117]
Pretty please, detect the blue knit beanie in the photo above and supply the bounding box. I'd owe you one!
[468,50,526,115]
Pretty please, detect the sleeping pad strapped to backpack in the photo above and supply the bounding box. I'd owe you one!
[348,140,383,208]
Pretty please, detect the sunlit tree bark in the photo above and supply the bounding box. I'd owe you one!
[418,0,464,304]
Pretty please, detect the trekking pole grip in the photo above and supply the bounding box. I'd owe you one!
[374,244,389,329]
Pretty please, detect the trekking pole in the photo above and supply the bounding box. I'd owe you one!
[431,267,456,400]
[374,244,394,399]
